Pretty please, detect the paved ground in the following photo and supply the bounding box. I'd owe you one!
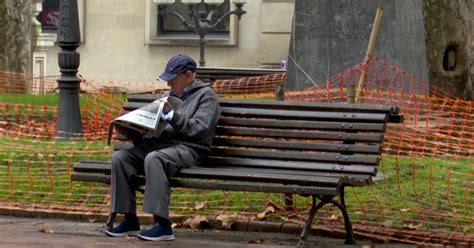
[0,215,415,248]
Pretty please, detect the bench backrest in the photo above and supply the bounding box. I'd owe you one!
[123,95,402,186]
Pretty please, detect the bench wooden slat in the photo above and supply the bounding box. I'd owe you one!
[125,96,399,114]
[202,166,372,183]
[217,98,400,114]
[209,157,377,176]
[71,173,110,183]
[211,148,379,165]
[72,167,370,189]
[73,161,352,182]
[72,162,373,180]
[126,94,160,102]
[73,161,111,173]
[216,127,384,142]
[71,172,340,195]
[122,101,147,111]
[123,98,403,123]
[73,159,377,177]
[212,137,382,154]
[73,166,343,187]
[123,104,390,123]
[171,179,339,195]
[219,118,386,132]
[220,107,388,122]
[176,167,342,187]
[73,162,110,173]
[204,167,372,187]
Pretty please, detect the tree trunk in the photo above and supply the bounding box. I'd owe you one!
[0,0,32,93]
[423,0,473,100]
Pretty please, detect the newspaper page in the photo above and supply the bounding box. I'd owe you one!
[106,96,182,145]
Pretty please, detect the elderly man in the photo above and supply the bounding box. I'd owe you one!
[105,54,221,241]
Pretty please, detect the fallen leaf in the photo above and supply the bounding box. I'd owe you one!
[265,206,275,213]
[255,206,275,220]
[267,201,281,211]
[328,214,340,221]
[125,235,135,241]
[171,223,180,228]
[86,218,97,223]
[216,213,241,230]
[184,215,209,229]
[194,201,206,210]
[38,227,54,234]
[403,223,422,230]
[399,208,410,212]
[248,238,264,244]
[255,212,267,220]
[279,216,289,222]
[382,220,393,227]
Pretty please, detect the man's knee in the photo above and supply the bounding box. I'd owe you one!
[143,151,178,182]
[111,150,131,169]
[144,151,163,169]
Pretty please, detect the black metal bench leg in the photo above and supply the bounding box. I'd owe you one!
[106,213,116,229]
[298,195,326,246]
[331,200,356,244]
[339,186,346,208]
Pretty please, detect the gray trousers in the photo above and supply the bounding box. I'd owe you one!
[109,139,203,219]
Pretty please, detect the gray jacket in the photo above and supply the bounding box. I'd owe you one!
[158,79,221,154]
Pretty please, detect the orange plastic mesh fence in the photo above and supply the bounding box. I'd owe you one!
[0,57,472,245]
[212,73,285,98]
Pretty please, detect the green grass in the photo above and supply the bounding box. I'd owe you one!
[337,155,473,231]
[0,93,125,112]
[0,134,471,232]
[0,94,59,106]
[0,93,124,126]
[0,136,111,206]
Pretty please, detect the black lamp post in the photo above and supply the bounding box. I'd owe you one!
[155,0,247,67]
[56,0,82,139]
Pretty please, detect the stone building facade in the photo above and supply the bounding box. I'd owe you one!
[31,0,295,93]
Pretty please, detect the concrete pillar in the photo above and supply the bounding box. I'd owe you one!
[286,0,428,95]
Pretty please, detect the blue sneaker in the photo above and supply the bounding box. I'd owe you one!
[137,223,175,241]
[105,219,140,237]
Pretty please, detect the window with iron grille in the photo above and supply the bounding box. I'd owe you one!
[157,0,230,37]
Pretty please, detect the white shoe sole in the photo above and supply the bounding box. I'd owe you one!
[105,230,140,237]
[137,234,175,241]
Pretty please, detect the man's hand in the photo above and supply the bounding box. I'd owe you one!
[114,125,129,136]
[115,111,130,136]
[159,98,173,114]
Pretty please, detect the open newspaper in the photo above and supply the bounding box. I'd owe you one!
[106,96,182,145]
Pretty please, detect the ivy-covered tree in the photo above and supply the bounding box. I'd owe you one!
[0,0,33,92]
[423,0,473,100]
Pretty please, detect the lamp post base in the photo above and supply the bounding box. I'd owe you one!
[55,82,83,139]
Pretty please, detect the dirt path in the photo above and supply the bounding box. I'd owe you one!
[0,215,414,248]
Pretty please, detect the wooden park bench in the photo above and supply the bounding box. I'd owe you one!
[72,94,403,245]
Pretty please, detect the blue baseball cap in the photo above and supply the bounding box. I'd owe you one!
[157,54,197,82]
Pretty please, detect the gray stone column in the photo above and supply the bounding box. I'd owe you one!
[286,0,428,95]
